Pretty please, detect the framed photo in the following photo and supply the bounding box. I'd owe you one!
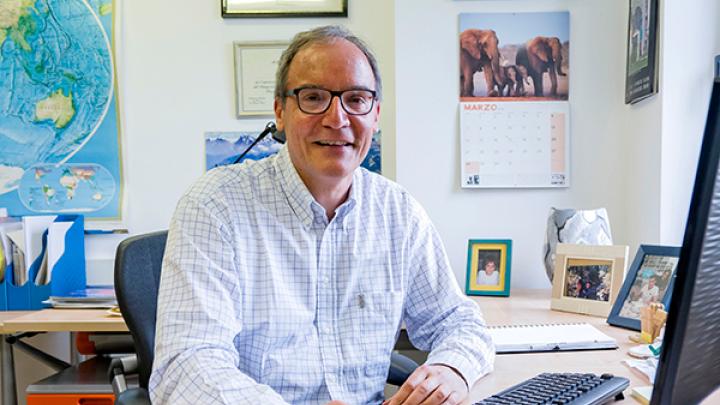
[551,244,629,317]
[233,42,287,117]
[465,239,512,296]
[607,245,680,331]
[625,0,659,104]
[222,0,348,18]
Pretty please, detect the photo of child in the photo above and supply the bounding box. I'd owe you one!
[618,254,678,319]
[476,251,501,286]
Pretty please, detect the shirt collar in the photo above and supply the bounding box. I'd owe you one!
[274,146,360,229]
[275,146,316,228]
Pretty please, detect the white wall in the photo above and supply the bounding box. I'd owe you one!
[619,0,720,259]
[395,0,629,288]
[395,0,720,290]
[658,0,720,244]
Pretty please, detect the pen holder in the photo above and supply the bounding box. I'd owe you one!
[639,303,667,343]
[0,215,86,311]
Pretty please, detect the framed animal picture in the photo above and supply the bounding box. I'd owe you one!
[459,12,569,101]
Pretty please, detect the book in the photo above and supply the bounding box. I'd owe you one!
[45,286,117,308]
[487,322,618,353]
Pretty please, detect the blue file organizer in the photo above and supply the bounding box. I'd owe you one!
[0,215,86,310]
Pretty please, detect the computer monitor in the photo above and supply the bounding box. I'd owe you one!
[651,78,720,404]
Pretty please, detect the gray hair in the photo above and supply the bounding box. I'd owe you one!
[275,25,382,103]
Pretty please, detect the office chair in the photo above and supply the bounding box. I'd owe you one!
[109,231,418,404]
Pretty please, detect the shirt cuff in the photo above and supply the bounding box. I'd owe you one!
[426,349,494,389]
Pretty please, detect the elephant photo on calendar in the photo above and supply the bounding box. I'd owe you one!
[459,12,570,101]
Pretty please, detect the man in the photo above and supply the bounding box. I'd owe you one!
[477,258,499,286]
[150,25,494,405]
[640,276,660,305]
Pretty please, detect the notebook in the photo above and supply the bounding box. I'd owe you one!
[487,322,618,353]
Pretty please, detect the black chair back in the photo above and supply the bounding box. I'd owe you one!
[114,231,168,389]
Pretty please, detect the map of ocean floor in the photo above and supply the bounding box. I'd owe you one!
[0,0,121,218]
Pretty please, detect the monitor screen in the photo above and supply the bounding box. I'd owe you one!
[651,78,720,404]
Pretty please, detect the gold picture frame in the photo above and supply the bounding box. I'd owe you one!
[222,0,348,18]
[551,243,629,317]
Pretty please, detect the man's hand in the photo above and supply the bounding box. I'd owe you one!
[325,401,348,405]
[384,364,468,405]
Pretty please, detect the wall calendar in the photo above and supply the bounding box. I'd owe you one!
[460,101,570,188]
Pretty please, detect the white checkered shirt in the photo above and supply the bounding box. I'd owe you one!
[149,146,494,404]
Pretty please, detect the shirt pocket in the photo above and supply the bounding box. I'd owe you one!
[349,291,404,368]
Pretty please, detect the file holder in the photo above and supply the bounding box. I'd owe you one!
[0,218,22,311]
[1,215,87,310]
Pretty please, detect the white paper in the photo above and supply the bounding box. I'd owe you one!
[6,229,27,285]
[624,358,658,382]
[22,215,55,268]
[0,220,22,267]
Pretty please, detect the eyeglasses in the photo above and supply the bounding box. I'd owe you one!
[285,87,377,116]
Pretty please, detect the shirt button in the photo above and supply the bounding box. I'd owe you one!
[321,275,330,283]
[322,326,331,334]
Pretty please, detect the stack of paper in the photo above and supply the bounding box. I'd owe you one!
[44,286,117,308]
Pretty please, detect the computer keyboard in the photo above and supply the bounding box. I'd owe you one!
[473,372,630,405]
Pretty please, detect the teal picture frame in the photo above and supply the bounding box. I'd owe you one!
[465,239,512,296]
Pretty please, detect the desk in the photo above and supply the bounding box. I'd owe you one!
[1,310,125,405]
[2,309,127,333]
[469,289,720,404]
[2,293,719,405]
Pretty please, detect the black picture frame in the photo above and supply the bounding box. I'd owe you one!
[607,245,681,331]
[624,0,659,104]
[221,0,348,18]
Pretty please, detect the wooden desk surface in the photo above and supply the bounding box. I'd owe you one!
[468,289,720,404]
[1,309,127,333]
[0,312,31,334]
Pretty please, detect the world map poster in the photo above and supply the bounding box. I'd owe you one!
[0,0,122,219]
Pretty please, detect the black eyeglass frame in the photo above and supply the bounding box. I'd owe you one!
[284,87,378,116]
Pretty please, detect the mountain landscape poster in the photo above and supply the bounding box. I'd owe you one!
[204,131,381,174]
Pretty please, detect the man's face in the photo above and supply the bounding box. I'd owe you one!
[484,261,496,275]
[275,39,380,186]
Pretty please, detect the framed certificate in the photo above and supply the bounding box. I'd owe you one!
[222,0,348,18]
[233,42,287,117]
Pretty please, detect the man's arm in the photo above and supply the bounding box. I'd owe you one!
[389,201,495,404]
[149,193,288,405]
